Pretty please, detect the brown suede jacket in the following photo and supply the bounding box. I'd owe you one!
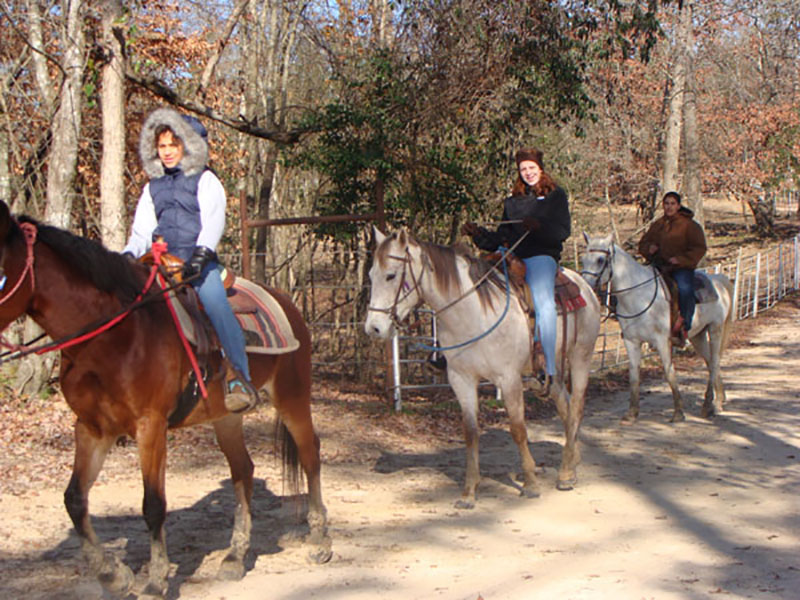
[638,206,707,271]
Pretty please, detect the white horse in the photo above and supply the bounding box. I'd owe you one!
[580,233,734,422]
[364,228,601,505]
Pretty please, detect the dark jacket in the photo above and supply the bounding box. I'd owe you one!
[473,186,571,260]
[638,206,707,271]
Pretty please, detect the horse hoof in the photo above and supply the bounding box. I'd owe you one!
[454,498,475,510]
[217,557,246,581]
[307,543,333,565]
[620,412,638,425]
[520,484,541,499]
[556,478,576,491]
[97,559,134,596]
[670,411,686,423]
[140,581,168,598]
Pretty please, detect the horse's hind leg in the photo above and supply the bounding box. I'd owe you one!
[501,377,540,498]
[212,414,254,580]
[271,376,331,564]
[64,422,134,595]
[691,328,725,418]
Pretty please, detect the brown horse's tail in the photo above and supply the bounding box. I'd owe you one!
[273,416,303,499]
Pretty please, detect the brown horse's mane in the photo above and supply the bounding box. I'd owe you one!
[14,216,146,304]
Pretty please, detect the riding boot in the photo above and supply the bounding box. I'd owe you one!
[670,316,686,347]
[225,369,260,413]
[535,371,552,398]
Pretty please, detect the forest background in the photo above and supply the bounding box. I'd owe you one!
[1,0,799,394]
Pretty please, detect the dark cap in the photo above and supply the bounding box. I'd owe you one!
[515,148,544,169]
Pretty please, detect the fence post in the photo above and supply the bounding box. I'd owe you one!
[392,333,402,412]
[732,248,742,320]
[753,252,761,317]
[795,235,799,290]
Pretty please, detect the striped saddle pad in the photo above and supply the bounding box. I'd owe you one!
[227,277,300,354]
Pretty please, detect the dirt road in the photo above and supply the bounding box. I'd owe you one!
[1,299,799,600]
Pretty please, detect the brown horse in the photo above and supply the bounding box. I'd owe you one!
[0,200,330,597]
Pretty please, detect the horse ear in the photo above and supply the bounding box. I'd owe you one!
[373,225,386,246]
[582,231,590,244]
[397,228,408,247]
[601,233,614,247]
[0,200,10,242]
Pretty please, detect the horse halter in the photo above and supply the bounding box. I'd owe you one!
[580,245,614,293]
[367,247,426,331]
[0,221,37,306]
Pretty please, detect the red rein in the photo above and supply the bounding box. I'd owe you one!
[0,228,208,398]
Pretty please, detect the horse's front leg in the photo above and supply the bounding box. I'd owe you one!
[500,376,539,498]
[212,413,254,580]
[654,336,685,422]
[621,338,643,423]
[64,421,134,595]
[448,370,480,509]
[136,414,170,597]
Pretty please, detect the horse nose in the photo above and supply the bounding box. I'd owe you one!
[364,316,386,338]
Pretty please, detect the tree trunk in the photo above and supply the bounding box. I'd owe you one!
[99,0,127,250]
[661,3,689,198]
[0,127,9,203]
[682,0,702,227]
[44,0,86,229]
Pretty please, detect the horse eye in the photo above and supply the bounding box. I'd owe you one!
[386,273,396,281]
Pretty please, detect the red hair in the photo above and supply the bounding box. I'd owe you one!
[510,147,557,197]
[511,170,557,197]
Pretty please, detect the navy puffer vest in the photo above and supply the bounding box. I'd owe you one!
[150,167,204,261]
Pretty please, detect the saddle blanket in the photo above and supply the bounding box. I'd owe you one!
[228,277,300,354]
[165,276,300,355]
[694,272,718,304]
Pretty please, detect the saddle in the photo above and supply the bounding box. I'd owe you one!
[481,252,587,317]
[481,251,588,383]
[657,268,717,345]
[139,251,299,356]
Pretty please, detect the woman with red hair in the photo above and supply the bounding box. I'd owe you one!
[462,148,571,391]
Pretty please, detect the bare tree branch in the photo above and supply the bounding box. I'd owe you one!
[125,68,316,144]
[192,0,250,101]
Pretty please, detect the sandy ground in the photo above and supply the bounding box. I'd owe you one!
[1,297,799,600]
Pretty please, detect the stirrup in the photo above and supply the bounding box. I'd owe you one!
[225,378,260,414]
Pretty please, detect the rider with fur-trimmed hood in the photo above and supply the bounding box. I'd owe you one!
[123,107,259,413]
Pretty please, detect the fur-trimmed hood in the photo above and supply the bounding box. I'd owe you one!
[139,108,209,178]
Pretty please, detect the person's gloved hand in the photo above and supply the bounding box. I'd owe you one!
[522,217,541,231]
[461,222,480,237]
[182,246,216,281]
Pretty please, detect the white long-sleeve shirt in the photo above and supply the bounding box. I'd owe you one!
[123,170,227,258]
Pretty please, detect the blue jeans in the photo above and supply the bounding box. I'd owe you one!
[193,261,251,381]
[522,254,558,376]
[672,268,696,329]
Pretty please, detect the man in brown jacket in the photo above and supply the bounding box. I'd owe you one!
[639,191,707,343]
